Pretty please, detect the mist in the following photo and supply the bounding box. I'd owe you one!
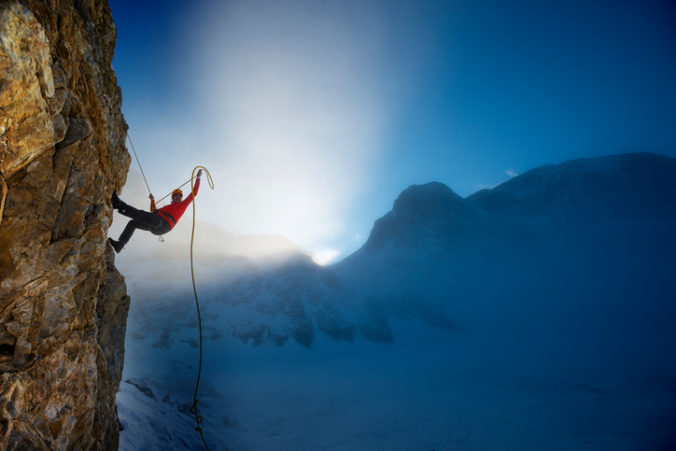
[117,0,407,264]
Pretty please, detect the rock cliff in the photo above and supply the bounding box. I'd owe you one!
[0,0,130,448]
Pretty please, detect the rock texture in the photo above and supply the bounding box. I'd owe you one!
[0,0,130,448]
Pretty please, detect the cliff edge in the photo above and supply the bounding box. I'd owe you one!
[0,0,130,448]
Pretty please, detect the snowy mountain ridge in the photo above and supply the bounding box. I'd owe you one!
[467,152,676,220]
[359,152,676,256]
[122,152,676,349]
[335,151,676,338]
[118,152,676,450]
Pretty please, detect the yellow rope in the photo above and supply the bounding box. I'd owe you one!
[188,165,214,450]
[122,131,215,446]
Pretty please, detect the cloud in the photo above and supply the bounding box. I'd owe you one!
[505,169,518,178]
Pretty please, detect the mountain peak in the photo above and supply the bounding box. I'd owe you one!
[345,152,676,262]
[393,182,464,218]
[355,182,466,254]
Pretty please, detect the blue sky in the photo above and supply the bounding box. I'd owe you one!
[109,0,676,263]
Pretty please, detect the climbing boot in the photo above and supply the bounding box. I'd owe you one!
[108,238,123,254]
[111,190,122,209]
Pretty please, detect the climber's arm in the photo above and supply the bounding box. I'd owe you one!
[186,174,201,203]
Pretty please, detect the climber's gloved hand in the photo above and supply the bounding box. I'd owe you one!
[149,194,154,200]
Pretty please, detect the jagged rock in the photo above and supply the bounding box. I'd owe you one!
[0,2,61,177]
[57,117,92,150]
[0,0,130,449]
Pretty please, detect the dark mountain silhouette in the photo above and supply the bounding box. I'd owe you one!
[333,152,676,372]
[347,152,676,259]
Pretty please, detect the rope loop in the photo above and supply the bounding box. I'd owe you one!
[192,166,215,192]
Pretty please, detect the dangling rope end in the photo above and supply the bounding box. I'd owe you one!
[189,165,214,451]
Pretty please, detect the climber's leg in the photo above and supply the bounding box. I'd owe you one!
[114,200,160,225]
[117,219,151,247]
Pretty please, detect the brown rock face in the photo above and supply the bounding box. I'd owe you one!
[0,0,130,448]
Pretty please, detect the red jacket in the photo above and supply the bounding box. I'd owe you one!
[151,178,201,228]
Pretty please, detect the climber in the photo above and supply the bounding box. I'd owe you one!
[108,169,202,253]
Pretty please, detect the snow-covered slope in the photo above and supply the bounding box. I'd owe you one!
[124,251,390,353]
[117,152,676,450]
[111,208,391,349]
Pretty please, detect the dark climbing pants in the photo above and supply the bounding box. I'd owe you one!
[116,199,171,247]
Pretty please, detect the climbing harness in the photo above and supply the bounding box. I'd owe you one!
[125,133,215,450]
[188,165,214,450]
